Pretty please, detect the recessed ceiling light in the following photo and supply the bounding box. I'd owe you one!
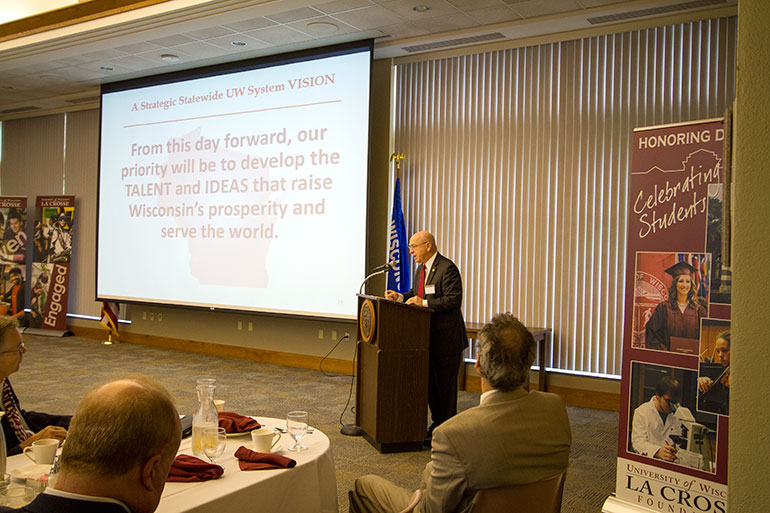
[100,66,115,71]
[306,21,339,34]
[231,41,247,47]
[160,54,180,62]
[413,5,430,13]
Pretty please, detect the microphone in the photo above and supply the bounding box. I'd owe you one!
[371,260,397,273]
[359,260,399,294]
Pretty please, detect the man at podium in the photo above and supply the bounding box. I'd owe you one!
[385,231,467,441]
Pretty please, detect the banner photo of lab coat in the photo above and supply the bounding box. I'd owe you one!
[33,196,75,331]
[607,119,730,513]
[0,197,28,320]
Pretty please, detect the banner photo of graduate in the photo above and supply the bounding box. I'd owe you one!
[0,197,28,321]
[606,119,730,513]
[33,196,75,331]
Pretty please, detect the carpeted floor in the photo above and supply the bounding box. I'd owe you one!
[13,333,618,512]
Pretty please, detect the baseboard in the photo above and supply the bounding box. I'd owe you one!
[68,326,355,375]
[463,375,620,411]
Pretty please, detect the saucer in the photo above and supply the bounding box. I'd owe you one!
[225,430,253,438]
[10,464,50,484]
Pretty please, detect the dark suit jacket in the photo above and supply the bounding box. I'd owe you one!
[1,379,71,455]
[0,492,129,513]
[404,253,467,356]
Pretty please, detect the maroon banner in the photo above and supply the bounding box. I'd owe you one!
[0,197,28,320]
[33,196,75,331]
[607,120,730,513]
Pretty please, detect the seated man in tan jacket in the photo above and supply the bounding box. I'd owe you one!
[349,313,572,513]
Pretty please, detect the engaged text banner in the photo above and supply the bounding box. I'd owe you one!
[33,196,75,331]
[608,119,730,513]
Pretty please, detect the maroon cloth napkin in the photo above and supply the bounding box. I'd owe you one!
[234,446,296,470]
[218,411,261,433]
[167,454,224,482]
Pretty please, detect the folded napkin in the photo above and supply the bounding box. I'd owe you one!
[218,411,261,433]
[167,454,224,482]
[234,446,296,470]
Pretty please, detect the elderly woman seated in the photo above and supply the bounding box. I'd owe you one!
[0,316,70,455]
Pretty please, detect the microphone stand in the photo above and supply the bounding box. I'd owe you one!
[342,265,392,437]
[358,266,390,295]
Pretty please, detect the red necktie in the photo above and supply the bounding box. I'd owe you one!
[418,266,425,298]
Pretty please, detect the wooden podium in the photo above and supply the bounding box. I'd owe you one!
[355,294,430,453]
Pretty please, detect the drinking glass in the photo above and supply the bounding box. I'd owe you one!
[287,411,309,452]
[202,427,227,464]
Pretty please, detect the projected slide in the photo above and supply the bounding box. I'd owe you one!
[97,43,371,319]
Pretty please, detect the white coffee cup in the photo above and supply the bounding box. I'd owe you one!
[23,439,59,465]
[251,427,280,453]
[213,399,225,412]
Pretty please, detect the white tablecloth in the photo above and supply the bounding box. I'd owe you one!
[6,417,338,513]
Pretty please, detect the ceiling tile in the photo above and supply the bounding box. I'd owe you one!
[264,6,325,23]
[312,0,374,14]
[377,0,462,20]
[172,41,249,59]
[81,48,128,61]
[446,0,504,10]
[183,25,237,41]
[468,5,522,25]
[205,34,273,51]
[288,16,361,37]
[332,5,404,30]
[114,41,164,54]
[424,13,480,33]
[146,34,198,47]
[55,54,100,67]
[222,17,276,32]
[377,21,430,39]
[580,0,628,6]
[104,54,159,71]
[245,25,314,45]
[504,0,582,18]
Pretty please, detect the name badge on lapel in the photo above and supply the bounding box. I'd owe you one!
[425,285,436,295]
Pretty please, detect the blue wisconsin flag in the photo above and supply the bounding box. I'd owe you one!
[387,178,410,293]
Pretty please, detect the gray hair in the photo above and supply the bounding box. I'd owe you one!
[477,313,536,391]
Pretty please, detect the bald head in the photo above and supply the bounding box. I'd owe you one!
[60,377,181,478]
[408,231,437,264]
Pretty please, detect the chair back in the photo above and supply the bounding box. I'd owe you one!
[471,469,567,513]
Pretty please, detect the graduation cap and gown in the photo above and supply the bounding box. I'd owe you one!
[644,261,707,352]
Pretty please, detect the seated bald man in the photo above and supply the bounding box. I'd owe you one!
[0,377,182,513]
[349,313,571,513]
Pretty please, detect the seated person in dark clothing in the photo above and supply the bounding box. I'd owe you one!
[0,316,70,455]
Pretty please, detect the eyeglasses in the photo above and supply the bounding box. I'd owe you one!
[407,241,429,250]
[0,342,25,355]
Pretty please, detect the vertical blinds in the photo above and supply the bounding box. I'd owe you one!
[394,17,736,377]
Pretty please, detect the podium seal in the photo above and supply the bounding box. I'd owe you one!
[359,299,375,343]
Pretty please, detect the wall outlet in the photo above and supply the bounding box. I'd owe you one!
[142,311,147,320]
[331,330,337,340]
[318,329,324,339]
[158,313,163,322]
[344,331,350,340]
[149,312,155,321]
[248,322,253,331]
[237,321,242,330]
